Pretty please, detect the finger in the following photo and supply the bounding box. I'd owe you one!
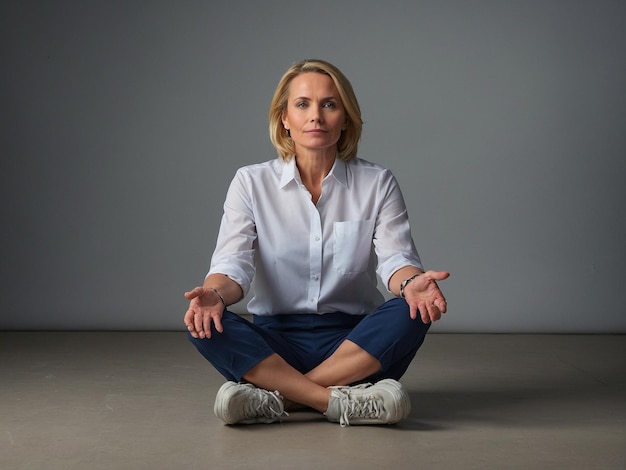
[184,286,204,299]
[428,304,442,322]
[409,304,419,320]
[435,298,447,314]
[184,309,199,338]
[183,308,194,327]
[213,314,224,334]
[418,303,431,324]
[426,270,450,281]
[203,314,213,339]
[194,313,206,339]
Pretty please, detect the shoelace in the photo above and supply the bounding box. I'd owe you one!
[337,389,383,427]
[244,389,288,421]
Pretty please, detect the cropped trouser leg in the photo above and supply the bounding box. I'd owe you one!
[187,297,430,383]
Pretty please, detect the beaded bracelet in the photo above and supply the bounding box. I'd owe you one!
[400,273,421,298]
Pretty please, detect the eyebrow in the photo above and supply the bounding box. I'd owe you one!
[293,96,339,102]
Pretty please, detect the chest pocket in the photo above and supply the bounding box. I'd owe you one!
[333,219,375,274]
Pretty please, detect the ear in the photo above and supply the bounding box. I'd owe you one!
[282,110,289,130]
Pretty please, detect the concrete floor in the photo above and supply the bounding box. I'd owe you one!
[1,332,624,469]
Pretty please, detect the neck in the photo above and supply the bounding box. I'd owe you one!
[294,147,336,183]
[294,147,336,205]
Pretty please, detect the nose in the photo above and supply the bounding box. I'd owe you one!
[310,106,323,123]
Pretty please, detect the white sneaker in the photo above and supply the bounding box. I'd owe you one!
[214,381,288,424]
[324,379,411,426]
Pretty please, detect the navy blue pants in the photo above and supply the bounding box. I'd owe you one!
[188,297,430,383]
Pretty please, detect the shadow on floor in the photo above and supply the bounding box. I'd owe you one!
[403,378,623,431]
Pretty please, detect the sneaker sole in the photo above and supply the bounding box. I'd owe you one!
[346,379,411,425]
[376,379,412,423]
[214,381,246,424]
[214,381,285,425]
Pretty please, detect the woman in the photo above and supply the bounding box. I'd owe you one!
[184,59,449,426]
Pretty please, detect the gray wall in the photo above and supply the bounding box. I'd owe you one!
[2,1,625,332]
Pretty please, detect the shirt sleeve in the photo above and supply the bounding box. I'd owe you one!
[207,169,256,297]
[373,169,423,292]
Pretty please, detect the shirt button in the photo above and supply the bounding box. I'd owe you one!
[314,236,320,241]
[312,275,319,281]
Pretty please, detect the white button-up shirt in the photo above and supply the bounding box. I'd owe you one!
[208,157,422,316]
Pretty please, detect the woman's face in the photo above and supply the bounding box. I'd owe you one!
[282,72,346,156]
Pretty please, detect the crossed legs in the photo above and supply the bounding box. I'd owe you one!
[189,298,429,417]
[243,340,381,412]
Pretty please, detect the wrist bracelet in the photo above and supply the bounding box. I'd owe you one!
[400,273,421,298]
[209,287,226,309]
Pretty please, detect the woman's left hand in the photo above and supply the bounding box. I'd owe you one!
[403,270,450,323]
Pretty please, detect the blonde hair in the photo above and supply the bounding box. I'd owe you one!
[269,59,363,161]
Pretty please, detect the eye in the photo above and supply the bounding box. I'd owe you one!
[322,101,337,108]
[295,101,308,109]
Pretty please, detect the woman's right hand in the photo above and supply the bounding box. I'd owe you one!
[183,286,225,339]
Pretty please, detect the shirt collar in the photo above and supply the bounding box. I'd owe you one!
[329,158,348,188]
[279,157,298,189]
[279,156,348,189]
